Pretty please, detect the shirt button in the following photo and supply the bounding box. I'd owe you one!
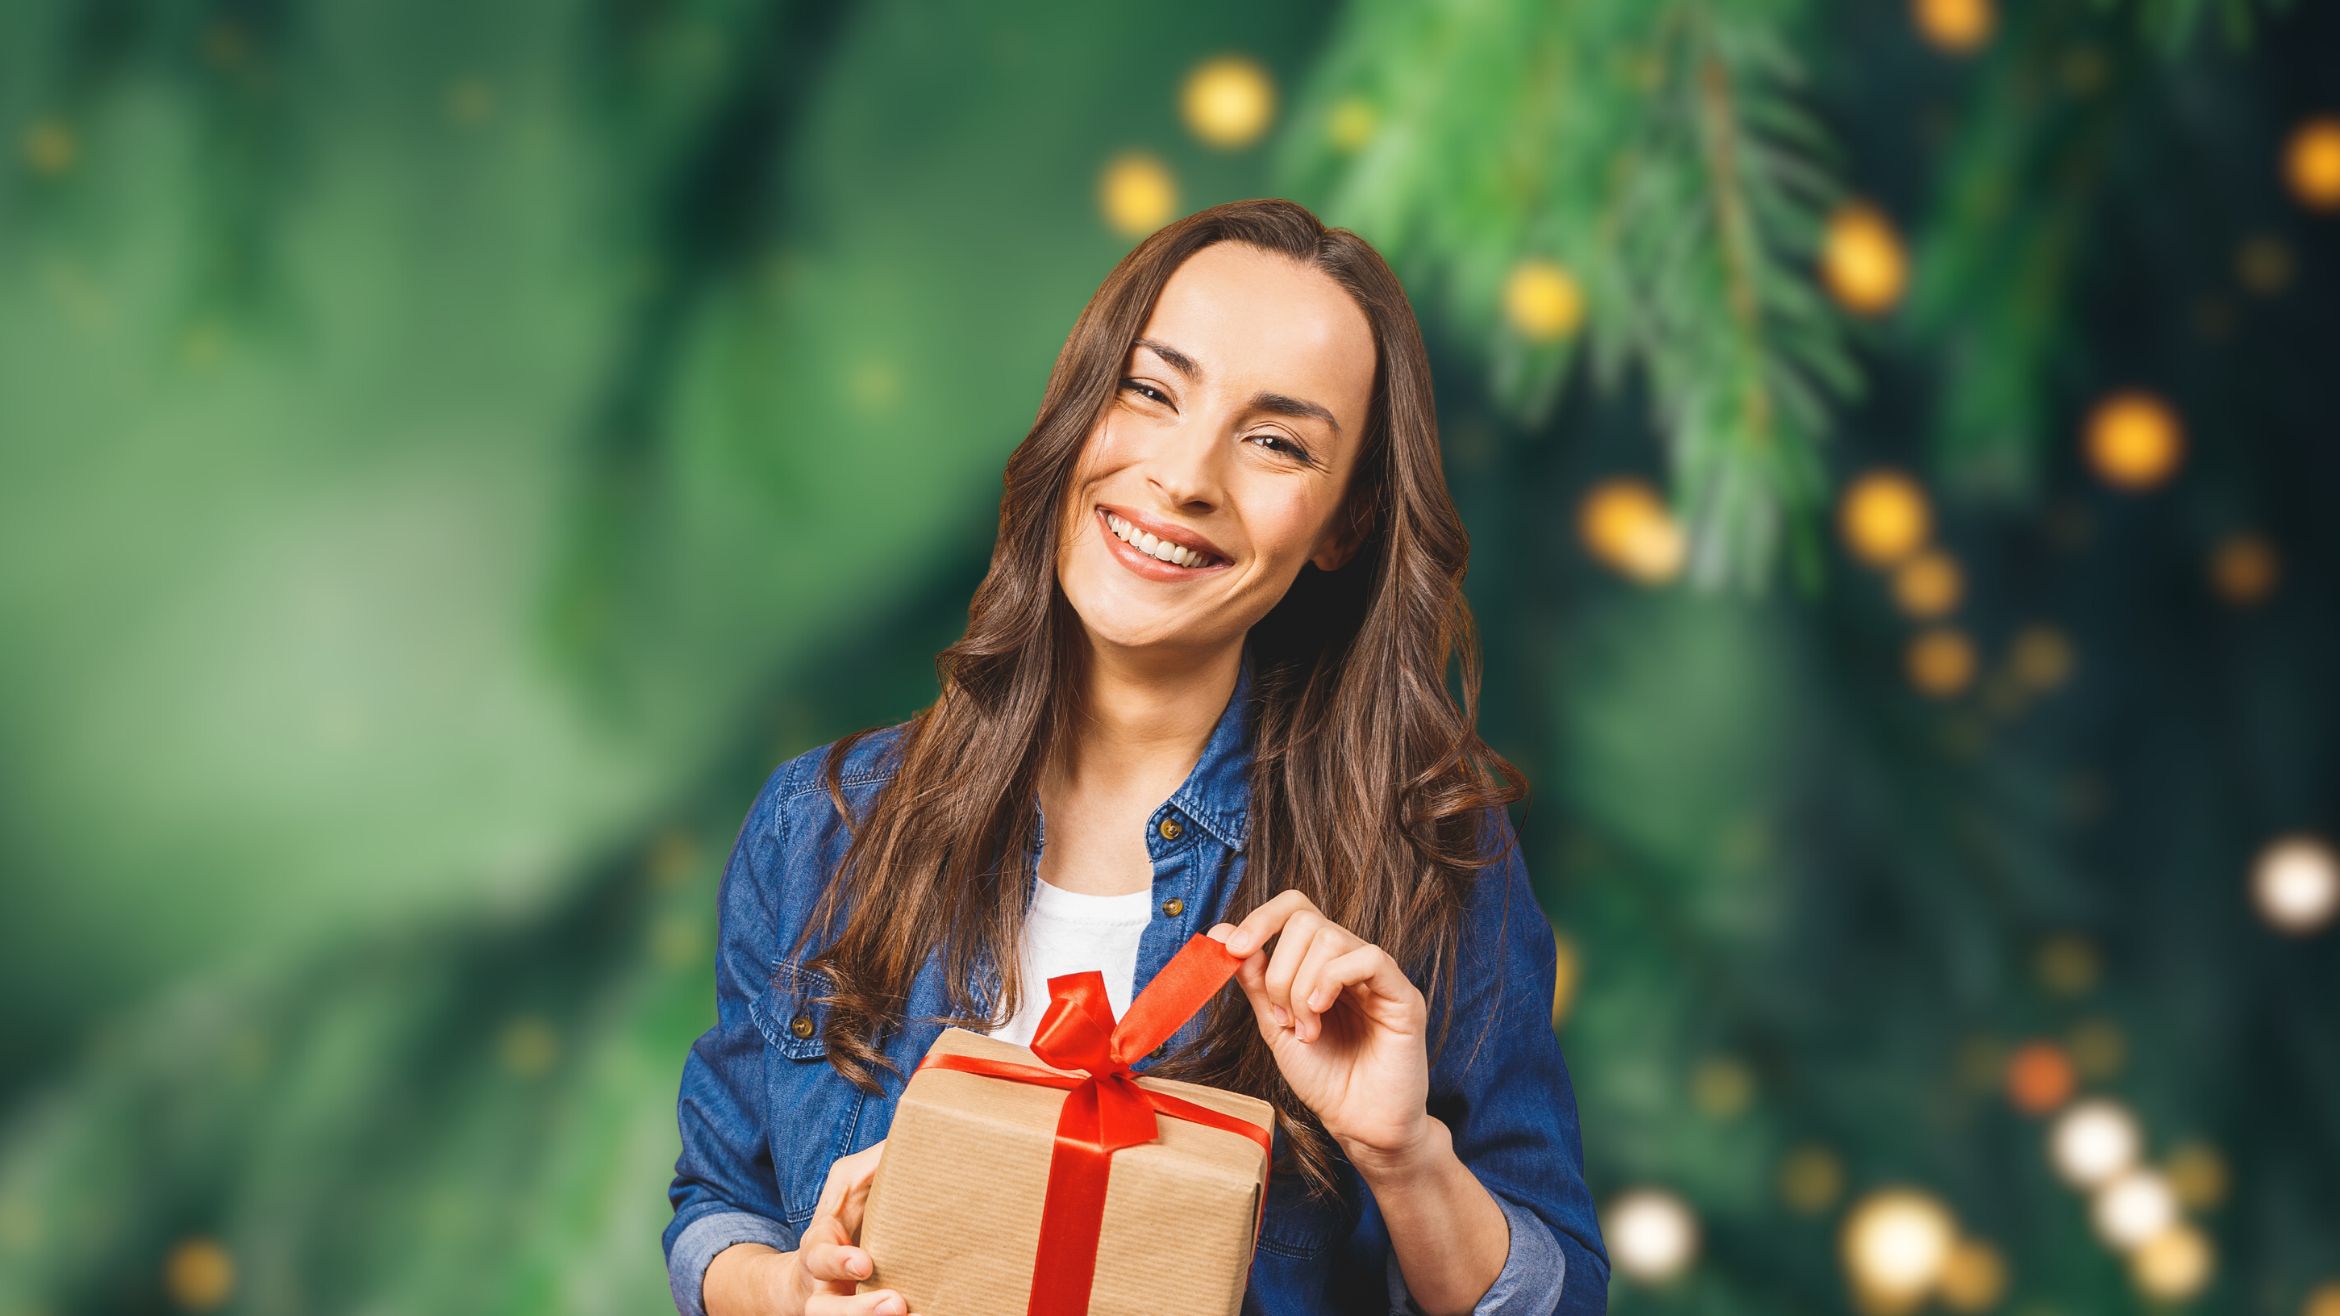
[789,1013,815,1039]
[1158,816,1184,841]
[1161,897,1184,918]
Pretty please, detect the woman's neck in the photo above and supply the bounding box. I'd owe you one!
[1045,638,1244,809]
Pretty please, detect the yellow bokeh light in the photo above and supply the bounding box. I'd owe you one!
[1578,477,1686,584]
[1913,0,1994,54]
[2083,391,2185,490]
[1907,628,1975,698]
[847,357,903,414]
[2164,1140,2229,1211]
[2237,235,2295,295]
[445,76,496,126]
[1840,470,1931,566]
[2010,625,2075,692]
[1328,96,1378,152]
[499,1015,559,1077]
[2303,1280,2340,1316]
[2069,1017,2125,1080]
[164,1237,236,1311]
[1892,550,1962,618]
[2284,115,2340,211]
[1551,924,1580,1028]
[1821,202,1909,315]
[21,117,76,174]
[2035,933,2099,995]
[1098,151,1177,237]
[1504,259,1587,342]
[648,828,698,887]
[1778,1144,1845,1215]
[1691,1057,1755,1119]
[2060,45,2109,95]
[2209,533,2280,606]
[2130,1223,2214,1301]
[1937,1237,2007,1312]
[1180,54,1276,150]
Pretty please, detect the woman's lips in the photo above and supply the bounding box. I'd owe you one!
[1095,506,1234,581]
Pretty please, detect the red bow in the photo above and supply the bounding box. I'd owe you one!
[911,932,1274,1316]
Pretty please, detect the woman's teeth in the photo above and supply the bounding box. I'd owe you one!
[1105,512,1218,569]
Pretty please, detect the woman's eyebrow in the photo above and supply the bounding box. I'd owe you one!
[1133,336,1344,437]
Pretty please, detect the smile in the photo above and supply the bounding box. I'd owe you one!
[1096,506,1233,579]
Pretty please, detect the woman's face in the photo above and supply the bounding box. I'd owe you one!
[1056,242,1377,658]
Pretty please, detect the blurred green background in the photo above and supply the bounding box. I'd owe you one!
[5,0,2338,1312]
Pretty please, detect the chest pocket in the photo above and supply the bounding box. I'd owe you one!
[749,960,869,1225]
[1253,1150,1363,1262]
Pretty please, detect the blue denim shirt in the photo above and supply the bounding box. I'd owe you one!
[663,646,1610,1314]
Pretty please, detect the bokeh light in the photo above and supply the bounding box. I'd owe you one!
[2284,115,2340,211]
[1840,470,1932,566]
[1181,54,1277,149]
[1579,477,1686,583]
[2083,391,2185,490]
[1505,259,1588,342]
[1606,1187,1700,1283]
[2051,1099,2142,1189]
[2252,834,2339,934]
[1841,1188,1957,1310]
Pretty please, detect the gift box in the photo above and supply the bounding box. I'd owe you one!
[857,934,1275,1316]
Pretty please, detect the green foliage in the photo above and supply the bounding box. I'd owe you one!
[1283,0,1854,591]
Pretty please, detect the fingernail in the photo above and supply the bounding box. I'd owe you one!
[1230,931,1253,953]
[1271,1004,1289,1027]
[1308,990,1323,1009]
[851,1254,871,1277]
[878,1298,905,1316]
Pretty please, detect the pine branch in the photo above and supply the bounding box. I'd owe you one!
[1279,0,1858,592]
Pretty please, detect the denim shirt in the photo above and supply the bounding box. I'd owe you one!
[663,646,1611,1315]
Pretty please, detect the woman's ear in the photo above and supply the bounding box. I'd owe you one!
[1309,491,1371,573]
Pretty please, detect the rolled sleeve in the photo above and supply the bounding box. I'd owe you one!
[668,1211,800,1316]
[662,759,804,1315]
[1398,804,1611,1316]
[1385,1190,1567,1315]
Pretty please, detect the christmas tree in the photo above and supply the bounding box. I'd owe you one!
[1,0,2334,1311]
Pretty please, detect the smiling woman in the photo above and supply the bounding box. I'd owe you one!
[664,198,1608,1316]
[1055,241,1376,643]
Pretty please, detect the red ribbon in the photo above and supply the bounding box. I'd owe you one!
[912,931,1274,1316]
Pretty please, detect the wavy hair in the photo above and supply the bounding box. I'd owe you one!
[781,197,1528,1204]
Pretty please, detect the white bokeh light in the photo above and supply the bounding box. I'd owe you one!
[1840,1188,1957,1303]
[1605,1187,1700,1283]
[2051,1098,2141,1188]
[2092,1168,2178,1250]
[2253,834,2339,934]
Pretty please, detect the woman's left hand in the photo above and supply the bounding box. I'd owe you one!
[1207,890,1432,1168]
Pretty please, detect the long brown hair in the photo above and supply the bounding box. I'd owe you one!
[783,197,1527,1203]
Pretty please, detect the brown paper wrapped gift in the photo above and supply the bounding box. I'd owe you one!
[857,936,1275,1316]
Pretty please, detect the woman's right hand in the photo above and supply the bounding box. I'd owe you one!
[780,1140,914,1316]
[706,1140,911,1316]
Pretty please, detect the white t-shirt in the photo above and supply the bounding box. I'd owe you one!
[987,873,1155,1048]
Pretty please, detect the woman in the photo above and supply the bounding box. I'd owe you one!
[663,198,1608,1316]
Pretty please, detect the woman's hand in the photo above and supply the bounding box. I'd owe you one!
[708,1140,918,1316]
[1207,891,1434,1170]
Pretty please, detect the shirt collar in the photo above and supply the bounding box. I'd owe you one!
[1163,637,1255,853]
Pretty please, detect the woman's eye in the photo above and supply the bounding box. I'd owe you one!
[1120,379,1168,405]
[1246,433,1310,462]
